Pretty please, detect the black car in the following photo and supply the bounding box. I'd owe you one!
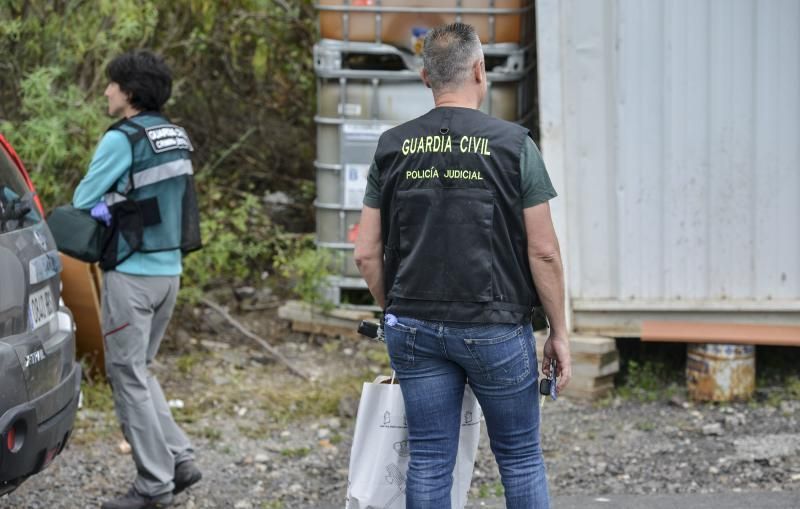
[0,134,81,495]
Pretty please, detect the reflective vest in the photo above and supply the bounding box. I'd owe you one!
[101,112,201,270]
[375,107,539,324]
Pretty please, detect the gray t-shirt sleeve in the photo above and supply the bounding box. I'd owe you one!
[362,160,381,208]
[521,137,557,208]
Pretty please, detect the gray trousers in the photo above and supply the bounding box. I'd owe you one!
[102,271,193,496]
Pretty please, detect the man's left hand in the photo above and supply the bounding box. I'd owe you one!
[542,334,572,394]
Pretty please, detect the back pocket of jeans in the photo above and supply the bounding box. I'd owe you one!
[385,321,417,367]
[464,325,529,385]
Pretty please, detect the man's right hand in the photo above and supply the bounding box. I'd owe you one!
[542,334,571,394]
[90,201,112,226]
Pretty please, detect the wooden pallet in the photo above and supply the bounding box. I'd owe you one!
[278,303,621,399]
[278,300,376,340]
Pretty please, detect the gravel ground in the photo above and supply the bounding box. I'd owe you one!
[4,306,800,508]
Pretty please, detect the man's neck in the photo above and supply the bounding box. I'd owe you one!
[433,90,480,110]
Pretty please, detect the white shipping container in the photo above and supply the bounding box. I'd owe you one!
[537,0,800,335]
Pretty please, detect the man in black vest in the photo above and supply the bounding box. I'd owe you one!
[355,23,571,508]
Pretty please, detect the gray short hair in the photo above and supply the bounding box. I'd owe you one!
[422,23,483,93]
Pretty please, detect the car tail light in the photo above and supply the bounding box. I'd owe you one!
[42,446,58,468]
[5,421,25,453]
[5,427,14,451]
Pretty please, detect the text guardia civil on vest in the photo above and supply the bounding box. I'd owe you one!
[401,135,491,156]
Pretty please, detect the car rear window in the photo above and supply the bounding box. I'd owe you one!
[0,145,41,233]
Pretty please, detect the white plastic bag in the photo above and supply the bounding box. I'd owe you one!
[345,376,481,509]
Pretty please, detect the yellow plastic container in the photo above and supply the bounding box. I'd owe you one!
[318,0,534,50]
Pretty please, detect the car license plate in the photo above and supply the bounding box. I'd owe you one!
[29,286,56,330]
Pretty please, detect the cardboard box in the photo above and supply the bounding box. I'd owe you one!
[59,255,104,376]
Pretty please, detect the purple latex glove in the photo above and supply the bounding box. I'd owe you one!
[90,201,112,226]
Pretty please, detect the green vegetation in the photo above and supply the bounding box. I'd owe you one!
[756,347,800,389]
[259,372,365,426]
[272,234,335,310]
[613,343,800,404]
[0,0,318,299]
[789,377,800,399]
[760,375,800,408]
[477,481,504,498]
[179,191,280,303]
[73,370,118,444]
[612,341,686,402]
[635,420,656,432]
[200,427,223,441]
[165,338,380,431]
[175,352,202,374]
[616,359,684,402]
[280,447,311,458]
[238,424,268,440]
[364,347,391,367]
[79,373,114,414]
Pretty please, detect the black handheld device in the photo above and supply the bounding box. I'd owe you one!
[539,377,552,396]
[539,359,558,400]
[358,320,384,342]
[358,320,379,339]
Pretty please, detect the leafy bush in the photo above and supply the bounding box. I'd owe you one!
[616,359,683,402]
[181,188,334,306]
[180,188,279,302]
[1,0,318,294]
[272,234,335,309]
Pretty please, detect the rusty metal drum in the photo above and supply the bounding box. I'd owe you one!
[686,343,755,402]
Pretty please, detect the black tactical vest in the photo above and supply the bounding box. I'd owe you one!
[101,112,202,270]
[375,107,540,324]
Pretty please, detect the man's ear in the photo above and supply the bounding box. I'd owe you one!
[420,68,432,89]
[473,59,484,83]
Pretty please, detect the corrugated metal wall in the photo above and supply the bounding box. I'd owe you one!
[546,0,799,327]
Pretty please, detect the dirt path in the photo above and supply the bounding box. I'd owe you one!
[4,307,799,508]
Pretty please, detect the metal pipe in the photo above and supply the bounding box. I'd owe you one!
[489,0,496,44]
[374,0,382,44]
[316,68,527,81]
[316,5,533,14]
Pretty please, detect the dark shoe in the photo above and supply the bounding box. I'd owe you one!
[173,460,202,494]
[101,487,173,509]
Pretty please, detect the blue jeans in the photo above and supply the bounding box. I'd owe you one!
[384,317,550,509]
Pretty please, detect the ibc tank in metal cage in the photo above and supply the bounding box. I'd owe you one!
[313,38,535,302]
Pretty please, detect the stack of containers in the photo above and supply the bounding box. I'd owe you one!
[314,0,536,305]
